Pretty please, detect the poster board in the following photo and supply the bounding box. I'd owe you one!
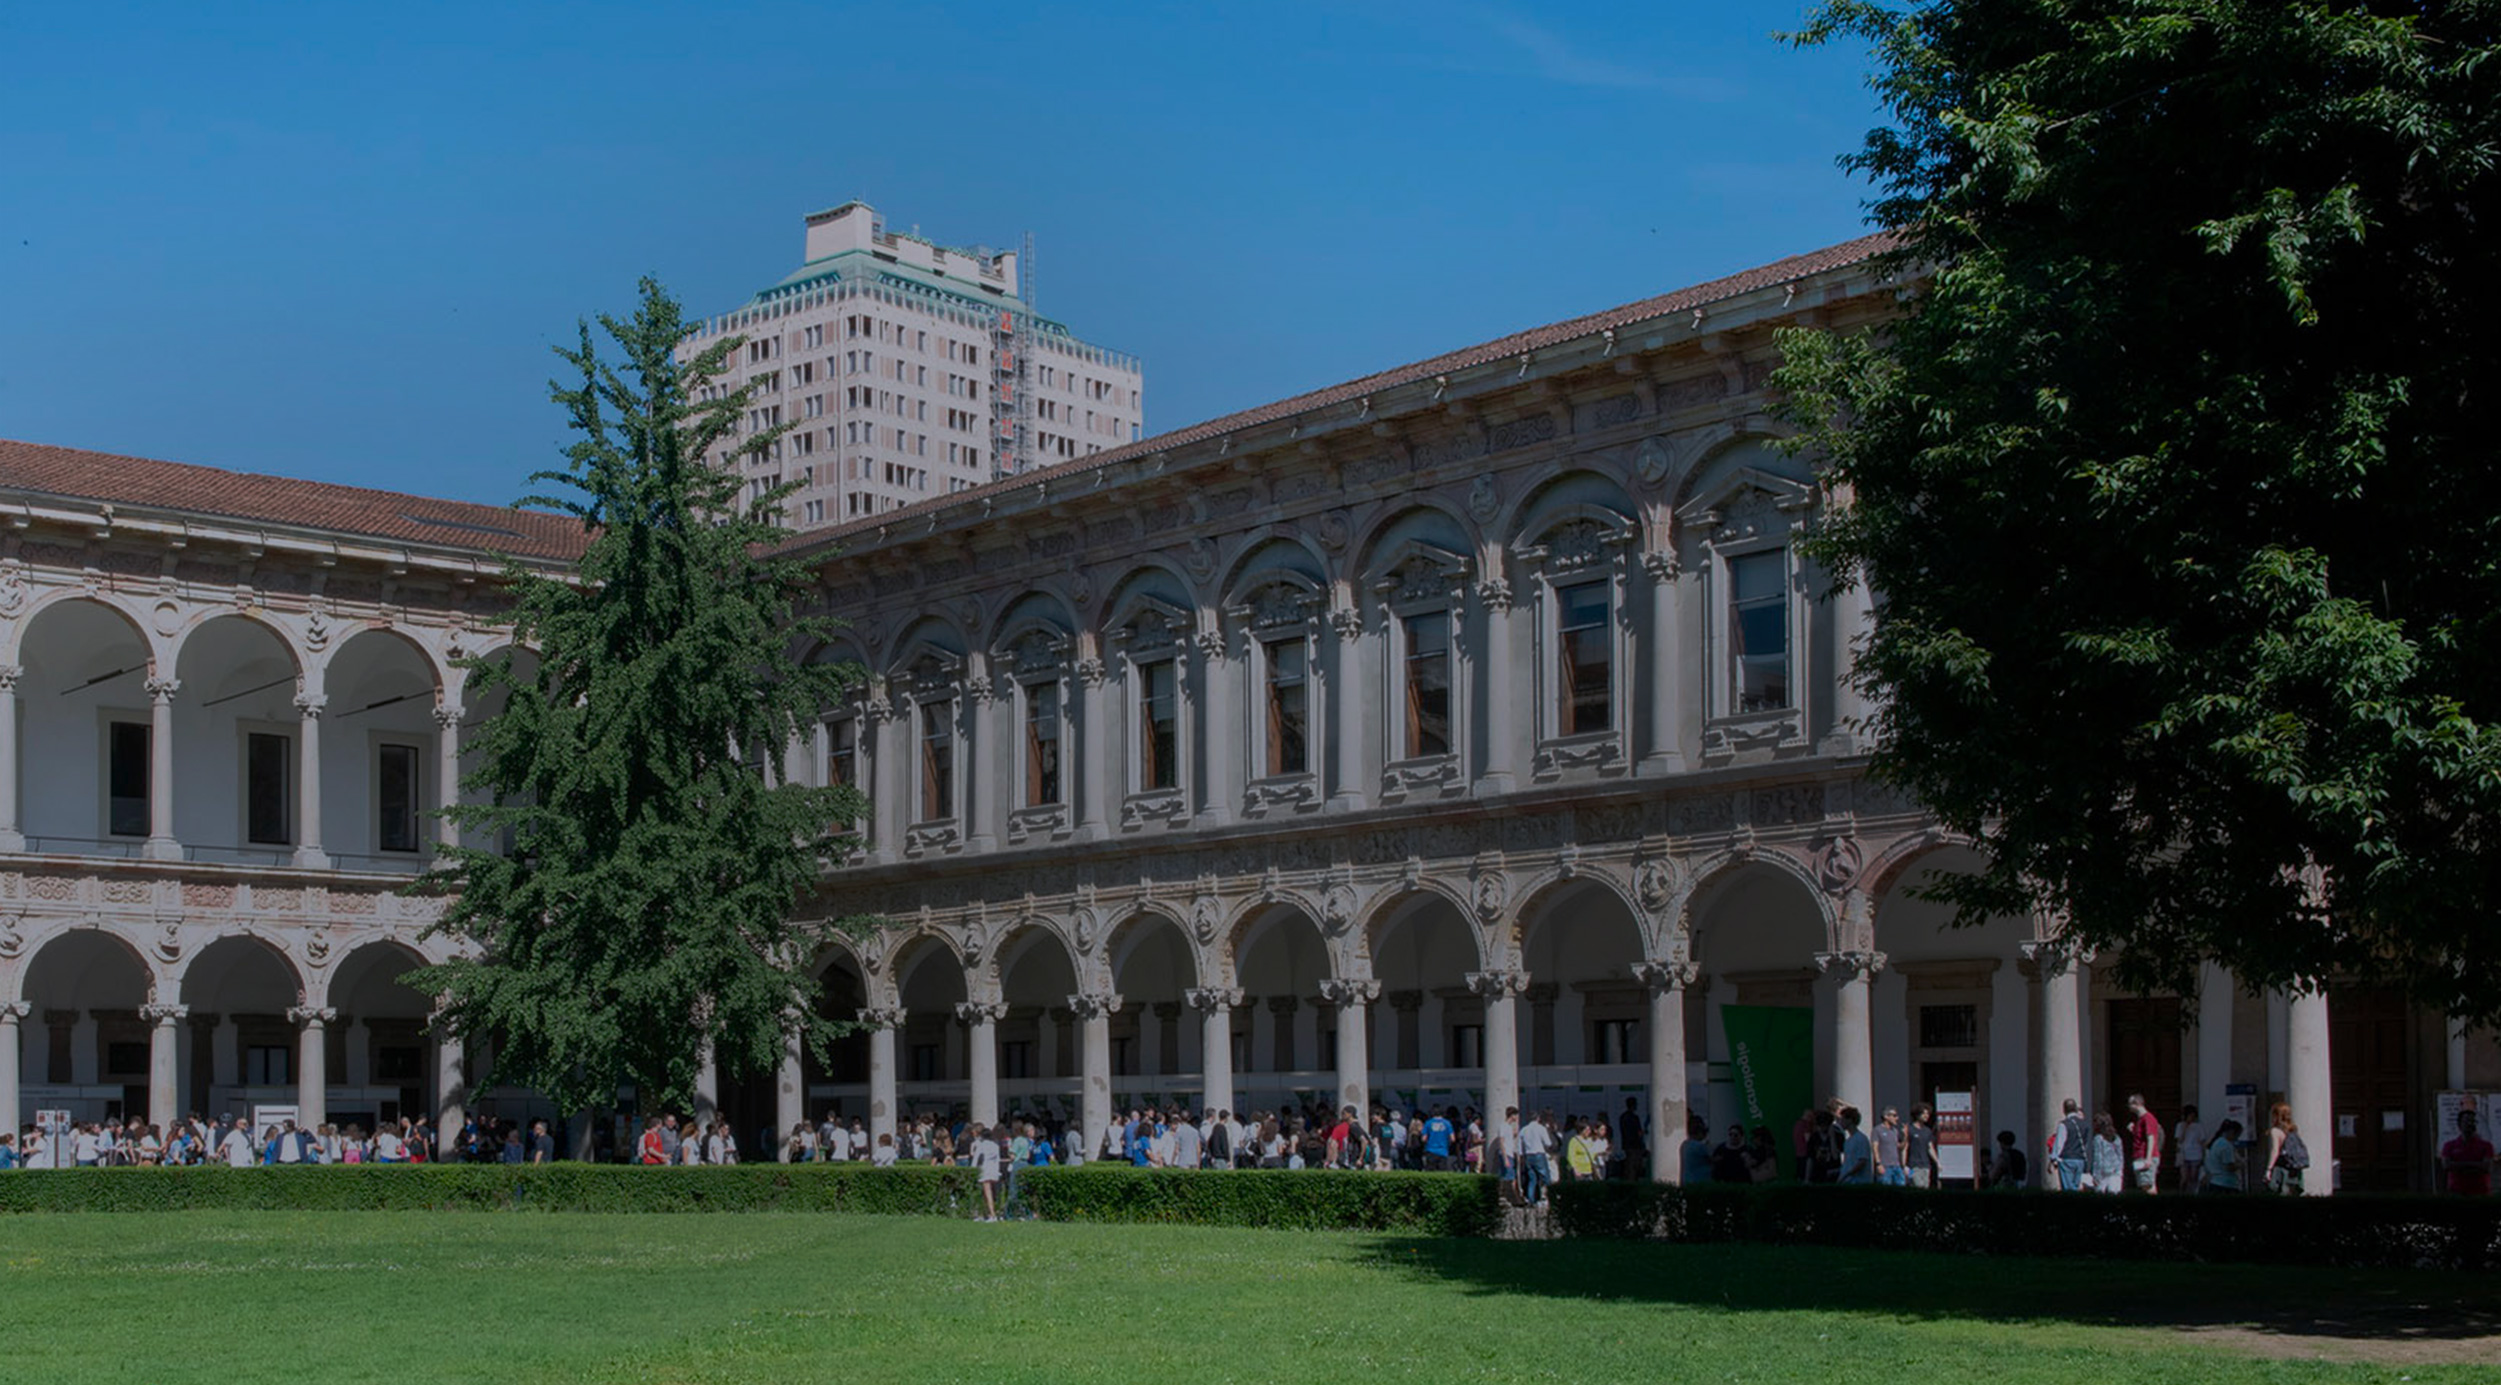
[1935,1091,1975,1182]
[251,1104,299,1139]
[2224,1083,2257,1141]
[2436,1091,2501,1143]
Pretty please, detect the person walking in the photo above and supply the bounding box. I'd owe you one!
[2261,1102,2310,1195]
[2174,1104,2206,1194]
[1836,1106,1873,1184]
[1905,1104,1939,1188]
[2124,1094,2164,1193]
[2086,1112,2126,1194]
[969,1123,1002,1222]
[2050,1098,2089,1191]
[2440,1110,2494,1196]
[1874,1107,1906,1187]
[2202,1119,2245,1193]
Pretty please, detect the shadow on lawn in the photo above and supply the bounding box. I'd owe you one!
[1351,1235,2501,1346]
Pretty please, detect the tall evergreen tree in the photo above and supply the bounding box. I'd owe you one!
[410,278,869,1117]
[1780,3,2501,1017]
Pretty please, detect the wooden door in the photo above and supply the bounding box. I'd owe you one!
[2329,986,2415,1192]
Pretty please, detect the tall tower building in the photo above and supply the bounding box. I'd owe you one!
[680,202,1145,530]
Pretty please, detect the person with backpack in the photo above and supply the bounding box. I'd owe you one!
[2050,1098,2090,1191]
[2262,1102,2311,1195]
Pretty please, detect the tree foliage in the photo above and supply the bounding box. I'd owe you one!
[1780,1,2501,1017]
[409,279,869,1114]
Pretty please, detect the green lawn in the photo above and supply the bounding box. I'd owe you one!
[0,1212,2490,1383]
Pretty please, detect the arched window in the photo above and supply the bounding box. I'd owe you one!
[1109,596,1193,828]
[894,649,966,854]
[996,627,1073,843]
[1515,512,1635,779]
[1226,579,1324,815]
[1370,542,1472,800]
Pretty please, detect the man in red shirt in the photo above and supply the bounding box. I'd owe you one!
[1327,1106,1358,1169]
[2125,1093,2164,1193]
[2440,1110,2494,1196]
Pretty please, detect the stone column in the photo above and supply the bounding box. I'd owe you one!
[1317,978,1379,1119]
[692,1037,719,1126]
[962,667,996,852]
[292,693,328,868]
[1638,552,1684,775]
[1815,950,1886,1117]
[1821,564,1875,755]
[1267,994,1299,1072]
[1070,992,1120,1157]
[860,1006,904,1145]
[289,1005,335,1129]
[2196,961,2234,1128]
[434,1031,466,1144]
[0,664,22,851]
[0,1002,24,1136]
[2019,941,2085,1159]
[143,1002,186,1133]
[1470,969,1530,1123]
[1473,581,1515,794]
[774,1019,806,1144]
[1075,659,1110,840]
[432,703,464,852]
[2286,987,2333,1196]
[1328,608,1366,811]
[145,675,181,861]
[1634,959,1699,1183]
[1184,987,1242,1116]
[956,1000,1006,1128]
[1193,632,1235,826]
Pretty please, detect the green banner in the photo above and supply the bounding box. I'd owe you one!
[1720,1004,1814,1180]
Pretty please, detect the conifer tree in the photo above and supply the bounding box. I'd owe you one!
[410,278,868,1117]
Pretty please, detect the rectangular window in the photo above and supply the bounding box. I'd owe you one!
[107,720,149,837]
[909,1044,940,1082]
[1024,682,1061,806]
[1918,1004,1980,1050]
[1450,1024,1485,1069]
[245,731,292,846]
[1731,550,1790,712]
[1558,580,1612,735]
[1403,611,1452,758]
[377,742,421,853]
[919,701,955,821]
[1262,639,1307,776]
[1138,659,1178,791]
[999,1040,1035,1080]
[244,1045,291,1086]
[1592,1018,1639,1064]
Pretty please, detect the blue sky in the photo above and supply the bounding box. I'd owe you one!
[0,2,1884,507]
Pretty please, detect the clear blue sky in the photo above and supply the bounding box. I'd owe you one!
[0,2,1884,507]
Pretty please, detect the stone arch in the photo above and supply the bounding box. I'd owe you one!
[1353,878,1474,973]
[1517,874,1651,1067]
[16,921,157,1006]
[1858,826,1985,907]
[1684,847,1840,969]
[326,938,440,1129]
[1353,499,1479,578]
[8,588,161,667]
[314,623,444,697]
[1216,892,1323,986]
[988,591,1078,656]
[1097,562,1201,642]
[1102,906,1199,1084]
[167,608,301,678]
[1218,533,1330,605]
[1512,866,1647,961]
[1497,467,1640,554]
[170,613,309,860]
[175,928,307,1007]
[16,595,162,849]
[1225,900,1333,995]
[1670,432,1815,517]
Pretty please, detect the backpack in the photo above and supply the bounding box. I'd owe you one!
[2280,1130,2310,1170]
[2059,1114,2089,1160]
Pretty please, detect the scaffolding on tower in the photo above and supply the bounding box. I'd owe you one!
[987,232,1036,479]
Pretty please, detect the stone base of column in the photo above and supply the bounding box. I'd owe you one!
[144,837,183,862]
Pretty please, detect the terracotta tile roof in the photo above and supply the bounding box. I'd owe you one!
[801,230,1901,550]
[0,438,591,562]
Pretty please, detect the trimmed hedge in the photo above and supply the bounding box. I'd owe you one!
[0,1163,979,1216]
[1551,1180,2501,1271]
[1018,1165,1502,1236]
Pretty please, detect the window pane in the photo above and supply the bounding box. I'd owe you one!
[1140,661,1178,790]
[108,721,149,837]
[1404,612,1451,758]
[1265,640,1306,776]
[246,732,291,846]
[1026,683,1061,806]
[1731,550,1790,712]
[920,701,954,820]
[378,744,420,852]
[1559,581,1611,735]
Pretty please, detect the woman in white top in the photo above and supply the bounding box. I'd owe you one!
[870,1132,899,1167]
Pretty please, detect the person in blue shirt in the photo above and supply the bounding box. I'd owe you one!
[1422,1107,1456,1171]
[1836,1105,1874,1184]
[1681,1114,1716,1184]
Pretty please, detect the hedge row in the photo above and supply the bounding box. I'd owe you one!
[1551,1180,2501,1271]
[0,1164,980,1216]
[1018,1166,1502,1236]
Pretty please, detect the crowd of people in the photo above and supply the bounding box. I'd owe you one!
[10,1091,2493,1198]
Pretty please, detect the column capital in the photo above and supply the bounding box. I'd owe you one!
[141,1002,190,1026]
[1475,577,1514,613]
[1075,658,1108,690]
[952,1000,1008,1026]
[1316,978,1381,1007]
[293,693,328,720]
[432,702,465,730]
[1065,991,1121,1020]
[1466,968,1533,1000]
[856,1005,908,1029]
[1631,958,1702,993]
[286,1004,337,1029]
[1640,549,1679,582]
[145,675,181,704]
[1329,606,1364,642]
[0,663,21,695]
[2016,940,2093,980]
[0,1000,28,1023]
[1182,986,1244,1013]
[1812,950,1888,982]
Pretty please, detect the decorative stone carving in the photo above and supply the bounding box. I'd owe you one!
[1814,835,1865,894]
[1812,950,1887,982]
[1189,893,1220,946]
[0,913,19,958]
[154,920,184,964]
[1182,986,1243,1013]
[1465,968,1531,1000]
[1634,437,1671,485]
[1466,474,1501,525]
[1533,735,1622,778]
[952,1000,1008,1025]
[1474,577,1513,613]
[1242,776,1320,816]
[1316,977,1381,1007]
[1320,882,1358,934]
[857,1006,908,1029]
[141,1002,190,1025]
[1630,958,1701,992]
[1120,789,1189,829]
[1471,872,1507,924]
[1182,537,1218,582]
[1633,856,1685,916]
[1064,992,1121,1020]
[286,1004,338,1028]
[1380,756,1462,798]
